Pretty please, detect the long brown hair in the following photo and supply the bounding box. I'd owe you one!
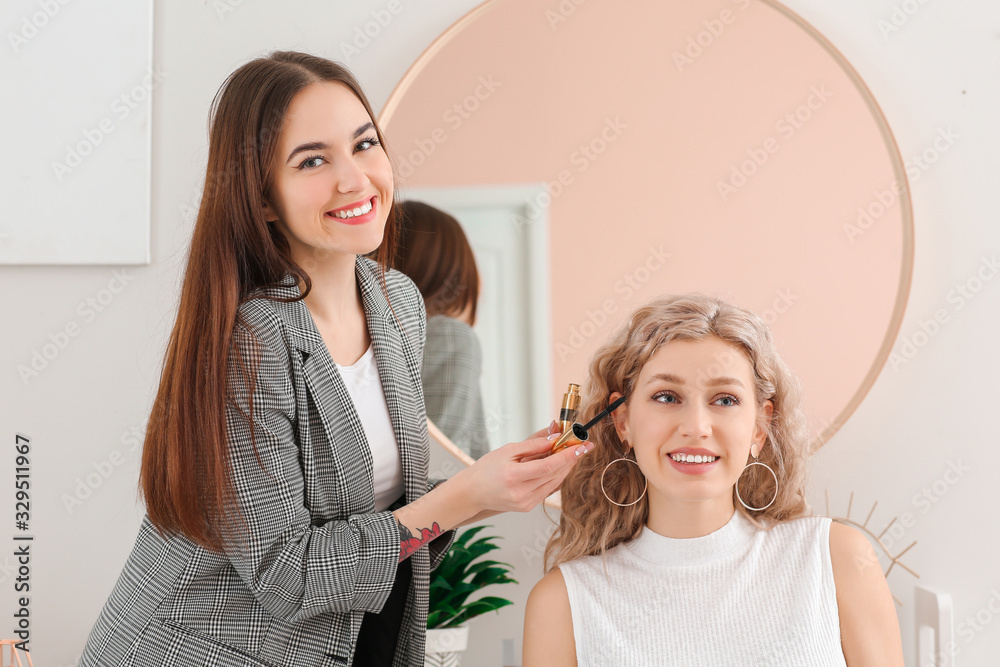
[393,200,480,324]
[545,294,810,571]
[140,51,397,551]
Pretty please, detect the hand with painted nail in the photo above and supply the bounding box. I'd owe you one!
[452,420,594,516]
[520,420,565,462]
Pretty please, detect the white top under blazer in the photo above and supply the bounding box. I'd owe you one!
[558,511,848,666]
[335,344,405,512]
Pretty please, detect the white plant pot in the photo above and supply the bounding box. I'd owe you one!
[424,626,469,667]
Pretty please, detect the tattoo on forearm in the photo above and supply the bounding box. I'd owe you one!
[397,519,443,562]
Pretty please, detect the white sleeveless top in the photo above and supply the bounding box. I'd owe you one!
[559,512,847,666]
[335,345,404,512]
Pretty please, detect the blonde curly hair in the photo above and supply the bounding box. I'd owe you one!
[545,293,810,572]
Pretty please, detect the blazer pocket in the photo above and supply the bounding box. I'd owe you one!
[136,619,280,667]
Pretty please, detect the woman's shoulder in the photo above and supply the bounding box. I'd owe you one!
[759,515,832,549]
[552,541,635,582]
[826,520,877,568]
[426,315,477,345]
[763,515,873,574]
[358,256,420,303]
[766,514,833,539]
[527,567,572,622]
[232,293,301,370]
[531,567,568,597]
[427,313,469,330]
[826,522,905,663]
[236,294,292,341]
[384,264,418,297]
[524,568,577,666]
[237,290,284,320]
[358,257,425,325]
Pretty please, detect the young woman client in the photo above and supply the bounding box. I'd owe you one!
[524,295,903,666]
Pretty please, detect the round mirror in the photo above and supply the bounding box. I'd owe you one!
[381,0,913,464]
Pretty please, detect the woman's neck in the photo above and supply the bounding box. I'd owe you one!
[296,251,362,323]
[645,492,737,539]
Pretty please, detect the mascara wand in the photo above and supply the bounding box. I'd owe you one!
[551,395,628,453]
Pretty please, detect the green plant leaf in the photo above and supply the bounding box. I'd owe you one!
[465,559,508,576]
[446,597,515,627]
[467,596,515,610]
[427,608,454,629]
[427,527,519,629]
[465,540,500,562]
[430,575,454,591]
[471,568,518,588]
[453,525,489,548]
[435,547,472,582]
[441,584,481,611]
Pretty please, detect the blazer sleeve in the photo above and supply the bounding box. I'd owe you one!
[426,482,456,571]
[221,303,400,623]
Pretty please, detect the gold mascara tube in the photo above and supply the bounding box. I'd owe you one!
[551,422,588,453]
[551,383,582,454]
[558,384,581,436]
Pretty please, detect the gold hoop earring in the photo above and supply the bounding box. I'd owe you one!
[735,449,778,511]
[600,443,648,507]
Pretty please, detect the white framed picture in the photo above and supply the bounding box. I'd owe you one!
[2,0,154,265]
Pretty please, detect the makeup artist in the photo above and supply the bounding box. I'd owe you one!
[78,51,593,667]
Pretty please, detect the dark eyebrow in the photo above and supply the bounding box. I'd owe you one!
[285,122,376,164]
[286,141,327,164]
[647,373,744,388]
[353,121,375,139]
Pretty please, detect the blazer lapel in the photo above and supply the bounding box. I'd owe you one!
[355,257,427,506]
[269,280,375,516]
[265,260,426,515]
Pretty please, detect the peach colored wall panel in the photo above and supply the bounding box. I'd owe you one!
[381,0,913,447]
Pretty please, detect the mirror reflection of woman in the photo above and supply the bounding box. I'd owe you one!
[524,295,903,666]
[78,51,592,667]
[393,200,490,460]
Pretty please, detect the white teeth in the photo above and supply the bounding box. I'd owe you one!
[670,453,717,464]
[330,199,373,219]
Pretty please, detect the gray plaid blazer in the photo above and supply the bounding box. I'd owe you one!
[80,257,455,667]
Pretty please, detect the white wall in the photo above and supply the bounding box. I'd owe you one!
[786,2,1000,666]
[1,1,996,665]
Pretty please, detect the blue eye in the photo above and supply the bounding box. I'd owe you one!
[715,395,740,407]
[653,391,679,404]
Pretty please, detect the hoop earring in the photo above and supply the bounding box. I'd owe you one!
[735,450,778,511]
[600,445,648,507]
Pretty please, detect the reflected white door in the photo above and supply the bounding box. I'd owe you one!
[401,184,551,451]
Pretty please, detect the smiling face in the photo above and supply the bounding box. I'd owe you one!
[263,81,393,267]
[611,337,773,517]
